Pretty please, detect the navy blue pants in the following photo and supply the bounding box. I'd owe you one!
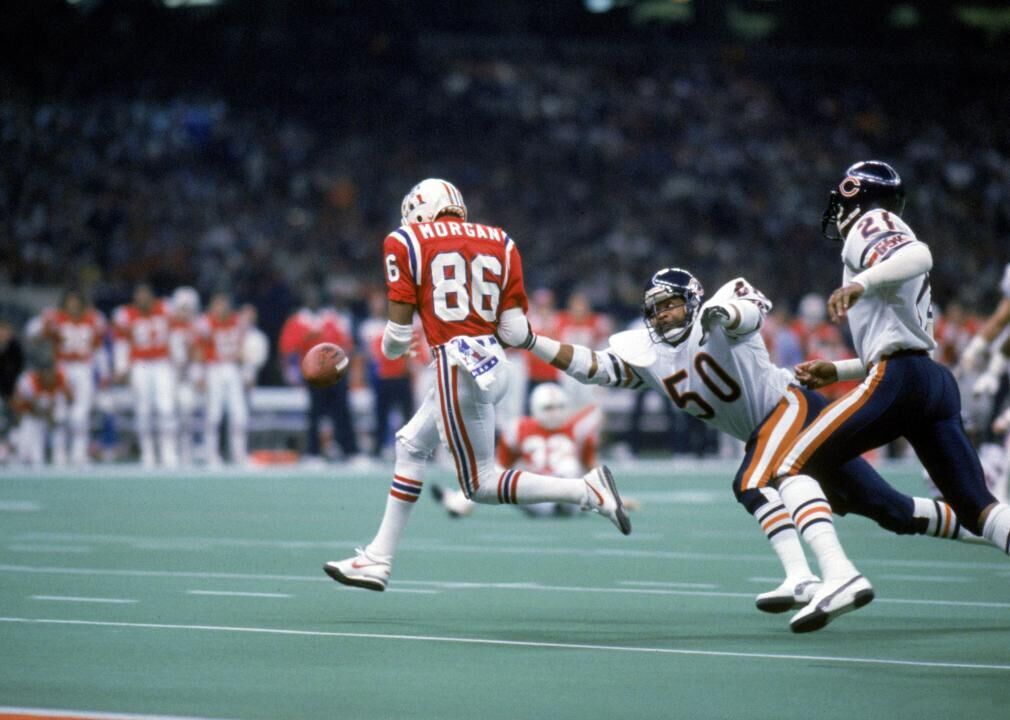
[307,381,359,458]
[776,351,995,535]
[735,385,920,535]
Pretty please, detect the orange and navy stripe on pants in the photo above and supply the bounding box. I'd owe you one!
[776,359,888,479]
[434,345,479,498]
[737,386,811,493]
[389,475,422,503]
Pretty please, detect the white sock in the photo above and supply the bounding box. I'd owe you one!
[981,503,1010,555]
[495,469,585,505]
[778,475,858,582]
[753,500,814,578]
[367,474,423,559]
[912,496,977,541]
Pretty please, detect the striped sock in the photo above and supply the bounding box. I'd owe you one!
[368,475,423,558]
[753,500,814,578]
[982,503,1010,555]
[488,469,584,506]
[912,497,975,541]
[778,475,858,582]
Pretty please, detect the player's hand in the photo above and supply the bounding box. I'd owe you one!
[827,282,865,323]
[973,372,1000,397]
[699,305,731,346]
[794,359,838,390]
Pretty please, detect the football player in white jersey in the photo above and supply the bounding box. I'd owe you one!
[777,160,1010,625]
[515,266,982,633]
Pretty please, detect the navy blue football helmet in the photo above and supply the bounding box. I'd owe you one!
[643,267,704,344]
[822,160,906,241]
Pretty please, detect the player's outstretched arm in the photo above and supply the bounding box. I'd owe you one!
[382,300,415,360]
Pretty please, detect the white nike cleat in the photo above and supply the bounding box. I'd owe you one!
[582,465,632,535]
[323,547,392,592]
[789,573,874,633]
[755,575,822,614]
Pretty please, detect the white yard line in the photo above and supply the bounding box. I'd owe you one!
[3,565,1008,608]
[618,580,719,589]
[187,590,291,598]
[31,596,137,604]
[0,501,42,512]
[7,545,92,554]
[1,617,1007,672]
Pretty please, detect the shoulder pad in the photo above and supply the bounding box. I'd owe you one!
[607,329,656,368]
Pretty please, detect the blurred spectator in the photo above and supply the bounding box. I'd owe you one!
[0,318,26,462]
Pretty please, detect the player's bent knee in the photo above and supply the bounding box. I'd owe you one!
[736,486,769,514]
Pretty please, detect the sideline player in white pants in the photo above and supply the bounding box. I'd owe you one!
[113,284,178,469]
[196,292,249,466]
[169,286,201,466]
[32,289,108,466]
[323,179,630,592]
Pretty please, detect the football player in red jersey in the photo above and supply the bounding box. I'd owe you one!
[33,289,108,465]
[12,349,73,466]
[324,179,631,592]
[195,291,249,466]
[113,283,178,469]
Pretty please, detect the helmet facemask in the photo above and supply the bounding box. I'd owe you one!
[822,161,905,241]
[642,268,704,345]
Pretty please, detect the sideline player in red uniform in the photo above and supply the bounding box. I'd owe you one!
[324,179,630,591]
[195,291,249,466]
[12,351,73,466]
[34,289,108,465]
[113,284,178,468]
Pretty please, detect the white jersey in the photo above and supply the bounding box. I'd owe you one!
[841,209,935,364]
[1001,263,1010,300]
[606,279,794,442]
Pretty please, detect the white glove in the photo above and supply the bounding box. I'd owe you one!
[699,305,731,346]
[973,372,1001,397]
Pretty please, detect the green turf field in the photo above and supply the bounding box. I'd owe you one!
[1,462,1008,720]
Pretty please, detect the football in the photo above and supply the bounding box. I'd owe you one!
[300,343,349,388]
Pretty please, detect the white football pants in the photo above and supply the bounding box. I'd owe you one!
[130,359,178,468]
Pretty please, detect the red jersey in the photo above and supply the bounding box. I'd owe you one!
[383,220,528,347]
[359,317,409,380]
[497,406,601,477]
[13,369,73,415]
[41,308,106,363]
[278,308,354,359]
[196,312,247,364]
[113,301,172,361]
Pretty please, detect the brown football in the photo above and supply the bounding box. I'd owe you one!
[300,343,349,388]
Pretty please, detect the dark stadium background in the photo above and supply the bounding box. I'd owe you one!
[2,0,1009,387]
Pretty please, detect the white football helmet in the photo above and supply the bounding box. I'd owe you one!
[530,383,571,430]
[171,286,201,316]
[400,178,467,225]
